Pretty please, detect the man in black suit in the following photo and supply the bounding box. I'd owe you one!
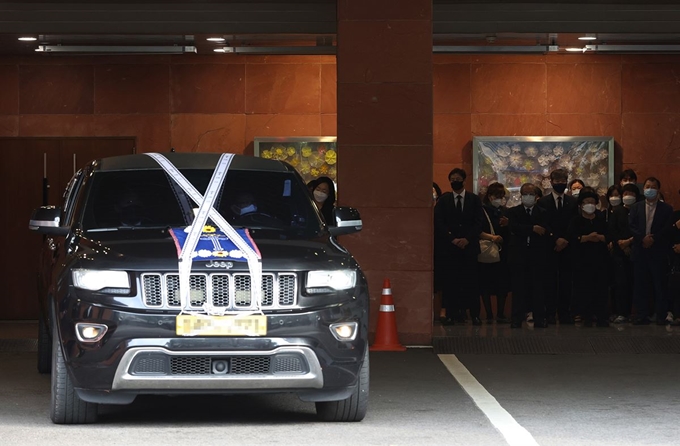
[434,168,484,325]
[508,183,552,328]
[629,176,675,325]
[537,168,577,324]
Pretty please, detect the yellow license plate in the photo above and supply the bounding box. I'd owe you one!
[176,314,267,337]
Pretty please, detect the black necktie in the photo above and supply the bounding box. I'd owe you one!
[557,196,563,211]
[526,207,532,217]
[456,195,462,213]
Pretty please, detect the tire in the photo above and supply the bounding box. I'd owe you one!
[316,347,369,422]
[50,325,98,424]
[37,312,51,374]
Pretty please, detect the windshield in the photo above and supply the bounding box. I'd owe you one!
[80,169,323,238]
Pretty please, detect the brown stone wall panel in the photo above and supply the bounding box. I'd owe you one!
[170,114,246,153]
[245,55,335,65]
[170,64,245,114]
[433,55,472,64]
[622,64,680,114]
[338,0,431,20]
[337,20,432,84]
[337,83,432,146]
[0,65,18,114]
[19,115,95,136]
[320,64,337,114]
[434,113,472,164]
[95,64,170,114]
[363,270,432,345]
[171,54,248,65]
[547,54,622,65]
[546,114,622,141]
[339,207,432,272]
[471,114,547,137]
[320,114,337,136]
[547,64,622,114]
[19,65,94,114]
[245,64,321,114]
[471,64,546,114]
[94,114,170,152]
[622,55,680,65]
[337,145,432,208]
[472,55,546,65]
[244,114,322,143]
[621,114,680,164]
[433,64,471,114]
[0,116,19,136]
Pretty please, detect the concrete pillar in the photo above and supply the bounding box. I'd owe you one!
[337,0,434,344]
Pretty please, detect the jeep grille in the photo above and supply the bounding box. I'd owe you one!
[140,273,297,310]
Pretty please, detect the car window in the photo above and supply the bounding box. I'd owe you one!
[61,169,84,227]
[79,169,323,237]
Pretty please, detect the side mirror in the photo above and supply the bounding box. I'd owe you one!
[329,207,362,236]
[28,206,69,236]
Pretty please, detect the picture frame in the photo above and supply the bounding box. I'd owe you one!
[472,136,615,207]
[253,137,338,187]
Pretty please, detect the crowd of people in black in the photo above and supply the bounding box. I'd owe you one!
[433,167,680,328]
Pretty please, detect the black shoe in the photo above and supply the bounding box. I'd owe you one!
[632,318,650,325]
[441,317,455,326]
[496,316,509,324]
[534,319,548,328]
[510,321,522,329]
[472,317,482,326]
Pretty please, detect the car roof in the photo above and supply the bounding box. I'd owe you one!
[92,153,292,172]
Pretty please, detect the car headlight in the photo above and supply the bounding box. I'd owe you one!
[72,269,130,291]
[306,270,356,292]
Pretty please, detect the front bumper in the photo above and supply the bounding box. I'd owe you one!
[56,297,368,404]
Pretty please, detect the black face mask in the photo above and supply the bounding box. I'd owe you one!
[450,180,464,191]
[552,183,567,194]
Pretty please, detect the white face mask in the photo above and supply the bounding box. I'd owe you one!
[582,203,597,215]
[609,196,621,207]
[314,190,329,203]
[572,189,581,197]
[491,198,503,208]
[623,195,636,206]
[521,194,536,207]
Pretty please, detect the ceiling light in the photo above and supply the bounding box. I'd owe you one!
[18,37,37,41]
[565,47,586,52]
[578,34,597,41]
[36,45,196,54]
[213,47,234,53]
[207,37,225,42]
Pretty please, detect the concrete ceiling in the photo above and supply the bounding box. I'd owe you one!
[1,1,680,55]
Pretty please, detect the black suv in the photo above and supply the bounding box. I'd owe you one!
[29,153,369,424]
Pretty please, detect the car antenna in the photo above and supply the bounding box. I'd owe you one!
[170,147,176,152]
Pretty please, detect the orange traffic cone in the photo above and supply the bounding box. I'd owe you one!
[370,278,406,351]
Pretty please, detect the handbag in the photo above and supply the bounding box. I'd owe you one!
[478,208,501,264]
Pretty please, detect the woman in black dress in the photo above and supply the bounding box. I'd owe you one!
[568,189,610,327]
[478,182,510,323]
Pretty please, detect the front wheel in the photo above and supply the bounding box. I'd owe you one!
[315,347,369,422]
[50,325,98,424]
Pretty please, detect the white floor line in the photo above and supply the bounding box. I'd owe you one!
[439,354,540,446]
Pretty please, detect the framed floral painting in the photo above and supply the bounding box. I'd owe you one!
[254,137,338,187]
[473,136,615,207]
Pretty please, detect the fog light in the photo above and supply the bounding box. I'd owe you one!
[75,323,108,342]
[330,322,358,341]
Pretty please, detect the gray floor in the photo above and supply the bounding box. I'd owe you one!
[2,321,680,445]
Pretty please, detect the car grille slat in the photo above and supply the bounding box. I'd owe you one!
[141,272,297,310]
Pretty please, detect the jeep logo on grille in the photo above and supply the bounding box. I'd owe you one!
[205,260,234,269]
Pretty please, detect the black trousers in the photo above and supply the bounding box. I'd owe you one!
[611,253,634,317]
[572,264,609,322]
[511,251,546,323]
[633,253,669,320]
[544,247,572,319]
[441,251,480,319]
